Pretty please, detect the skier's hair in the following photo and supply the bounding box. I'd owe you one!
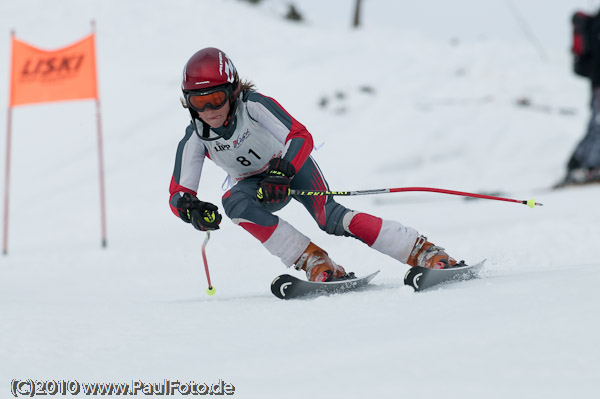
[240,79,255,92]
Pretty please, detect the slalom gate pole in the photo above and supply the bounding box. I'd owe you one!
[201,231,216,295]
[290,187,543,208]
[92,20,108,249]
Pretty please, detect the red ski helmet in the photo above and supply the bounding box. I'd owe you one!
[182,47,239,93]
[181,48,241,140]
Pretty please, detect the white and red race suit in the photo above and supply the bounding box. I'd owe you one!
[169,91,418,267]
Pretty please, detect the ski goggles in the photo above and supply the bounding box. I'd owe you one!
[184,85,233,113]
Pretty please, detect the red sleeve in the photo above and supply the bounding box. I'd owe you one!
[284,116,314,173]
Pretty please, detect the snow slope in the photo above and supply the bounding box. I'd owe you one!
[1,1,599,398]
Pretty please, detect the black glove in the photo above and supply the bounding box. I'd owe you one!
[257,158,296,203]
[176,193,222,231]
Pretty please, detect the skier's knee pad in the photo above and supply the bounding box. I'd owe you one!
[322,201,352,237]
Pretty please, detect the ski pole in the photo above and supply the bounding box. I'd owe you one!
[290,187,543,208]
[201,231,216,296]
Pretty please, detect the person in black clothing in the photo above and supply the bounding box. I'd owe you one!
[560,11,600,186]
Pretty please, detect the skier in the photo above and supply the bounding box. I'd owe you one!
[169,47,460,282]
[560,10,600,186]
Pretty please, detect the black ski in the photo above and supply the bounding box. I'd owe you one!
[404,260,485,292]
[271,270,380,300]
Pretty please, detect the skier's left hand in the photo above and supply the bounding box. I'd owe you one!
[257,158,296,203]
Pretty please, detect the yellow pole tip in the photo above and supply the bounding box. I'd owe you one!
[526,199,536,208]
[206,287,216,296]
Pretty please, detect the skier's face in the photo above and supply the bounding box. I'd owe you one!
[198,101,230,128]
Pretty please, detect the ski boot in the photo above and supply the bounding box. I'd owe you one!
[554,167,600,188]
[407,235,461,269]
[554,168,587,188]
[294,242,348,282]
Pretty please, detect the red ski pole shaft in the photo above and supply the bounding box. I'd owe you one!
[201,231,216,295]
[290,187,543,208]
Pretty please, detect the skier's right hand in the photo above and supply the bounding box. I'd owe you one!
[257,158,296,203]
[176,193,222,231]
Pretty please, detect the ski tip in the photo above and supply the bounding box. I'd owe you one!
[271,274,296,300]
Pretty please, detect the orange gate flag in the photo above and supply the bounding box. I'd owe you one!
[9,33,98,107]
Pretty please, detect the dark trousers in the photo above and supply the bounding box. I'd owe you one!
[569,87,600,170]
